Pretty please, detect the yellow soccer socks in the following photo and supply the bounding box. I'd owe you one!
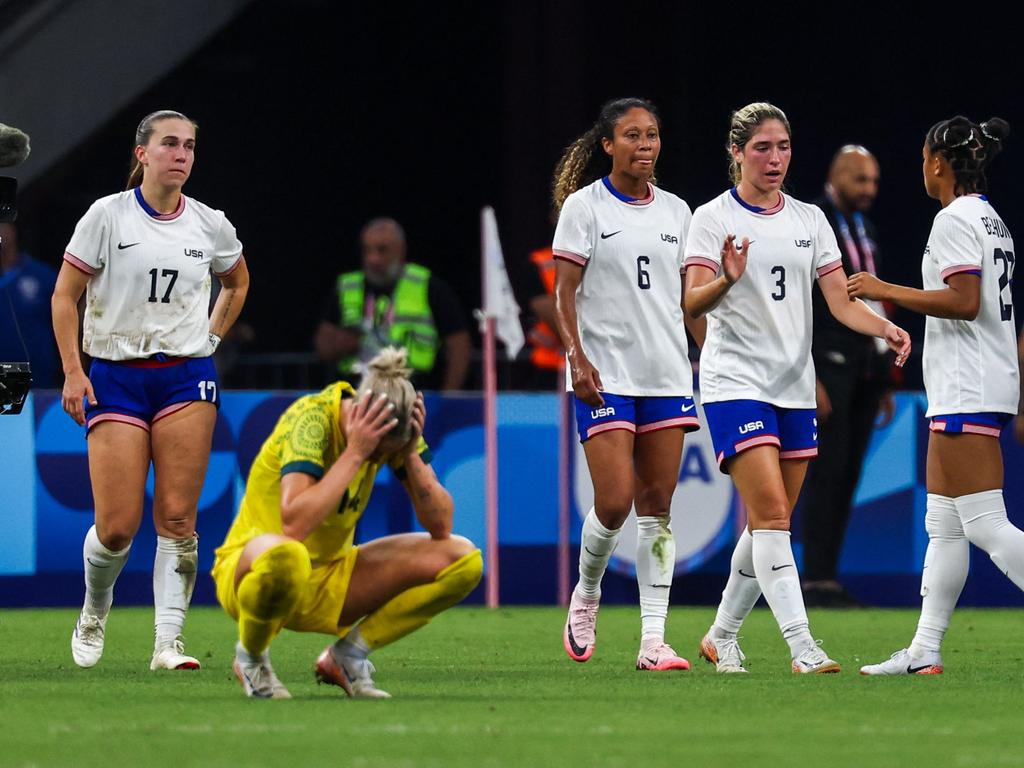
[353,549,482,651]
[236,541,311,658]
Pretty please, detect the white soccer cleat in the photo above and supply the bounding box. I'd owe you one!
[699,632,748,673]
[150,635,201,671]
[71,612,107,668]
[315,646,391,699]
[233,645,291,699]
[563,590,600,662]
[792,642,841,674]
[859,648,943,676]
[636,642,690,671]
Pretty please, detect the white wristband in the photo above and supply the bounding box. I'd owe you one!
[208,333,221,354]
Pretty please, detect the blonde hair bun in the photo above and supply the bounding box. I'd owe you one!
[358,346,417,443]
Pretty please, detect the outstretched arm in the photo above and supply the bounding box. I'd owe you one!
[847,270,980,321]
[820,268,910,367]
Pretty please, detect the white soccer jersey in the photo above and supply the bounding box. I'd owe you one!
[64,189,243,360]
[684,189,843,408]
[922,195,1019,416]
[552,177,693,396]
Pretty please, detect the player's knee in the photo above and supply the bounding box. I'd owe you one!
[750,500,790,530]
[593,499,633,529]
[437,546,483,598]
[925,504,964,541]
[95,524,134,552]
[158,513,196,539]
[962,510,1008,550]
[443,534,477,564]
[634,486,672,518]
[238,540,311,619]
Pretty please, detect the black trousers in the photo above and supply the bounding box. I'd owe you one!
[801,361,887,582]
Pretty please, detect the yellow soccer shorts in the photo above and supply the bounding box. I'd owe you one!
[212,543,360,636]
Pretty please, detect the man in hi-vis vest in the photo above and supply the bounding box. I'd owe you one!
[315,218,470,391]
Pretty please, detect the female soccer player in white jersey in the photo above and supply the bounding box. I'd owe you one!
[553,97,707,671]
[52,110,250,671]
[684,103,911,674]
[851,116,1024,676]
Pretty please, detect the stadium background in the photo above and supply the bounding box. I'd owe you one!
[3,0,1023,607]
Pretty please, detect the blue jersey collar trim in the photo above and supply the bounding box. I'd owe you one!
[602,175,640,203]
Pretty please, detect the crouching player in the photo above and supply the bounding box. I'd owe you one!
[212,347,482,699]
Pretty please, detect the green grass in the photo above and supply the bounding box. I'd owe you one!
[2,606,1024,767]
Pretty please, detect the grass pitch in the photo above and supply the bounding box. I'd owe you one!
[2,606,1024,767]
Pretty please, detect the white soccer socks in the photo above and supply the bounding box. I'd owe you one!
[636,515,673,645]
[711,528,761,639]
[153,534,199,645]
[82,524,131,617]
[751,529,815,656]
[909,494,968,656]
[958,489,1024,592]
[575,507,621,600]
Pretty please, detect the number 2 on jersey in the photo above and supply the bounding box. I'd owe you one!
[993,248,1015,321]
[148,268,179,303]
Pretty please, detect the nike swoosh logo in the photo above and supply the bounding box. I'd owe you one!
[584,546,601,558]
[681,403,696,413]
[771,564,793,571]
[567,625,588,656]
[647,584,671,589]
[812,433,817,440]
[907,664,933,674]
[738,569,756,578]
[86,558,110,569]
[642,656,659,666]
[600,231,622,240]
[117,242,140,250]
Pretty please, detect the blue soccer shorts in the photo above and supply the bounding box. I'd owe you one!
[84,355,220,433]
[574,392,700,443]
[929,411,1011,439]
[702,399,817,472]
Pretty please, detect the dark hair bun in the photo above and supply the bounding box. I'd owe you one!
[981,117,1010,143]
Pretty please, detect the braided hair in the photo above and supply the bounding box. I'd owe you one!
[552,97,660,215]
[925,116,1010,195]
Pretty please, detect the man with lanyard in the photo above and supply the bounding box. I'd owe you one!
[314,218,471,391]
[802,146,896,607]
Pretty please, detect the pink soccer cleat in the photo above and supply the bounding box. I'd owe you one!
[636,642,691,671]
[563,590,600,662]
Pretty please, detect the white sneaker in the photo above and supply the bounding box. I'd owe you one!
[699,632,748,673]
[71,612,107,668]
[315,646,391,699]
[860,648,943,676]
[791,641,841,674]
[150,635,201,671]
[233,645,292,699]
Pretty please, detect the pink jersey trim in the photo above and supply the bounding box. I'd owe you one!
[684,256,720,274]
[780,447,818,459]
[941,263,983,281]
[214,254,244,278]
[816,260,844,278]
[637,416,700,434]
[153,402,193,423]
[734,434,781,453]
[586,420,636,439]
[63,251,97,275]
[930,420,948,432]
[553,249,588,266]
[625,183,655,206]
[87,413,150,433]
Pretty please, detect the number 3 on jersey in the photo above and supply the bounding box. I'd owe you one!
[771,265,786,301]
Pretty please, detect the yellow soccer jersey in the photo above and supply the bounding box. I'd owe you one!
[218,381,430,567]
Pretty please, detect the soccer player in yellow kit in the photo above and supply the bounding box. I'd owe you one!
[212,348,482,698]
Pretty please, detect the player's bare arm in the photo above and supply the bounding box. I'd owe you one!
[280,394,396,540]
[52,262,96,425]
[820,268,910,366]
[209,256,250,342]
[553,259,603,407]
[847,270,980,320]
[684,234,748,318]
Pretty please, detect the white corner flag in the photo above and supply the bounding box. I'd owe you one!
[480,206,524,359]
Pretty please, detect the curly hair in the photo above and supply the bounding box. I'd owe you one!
[552,97,660,215]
